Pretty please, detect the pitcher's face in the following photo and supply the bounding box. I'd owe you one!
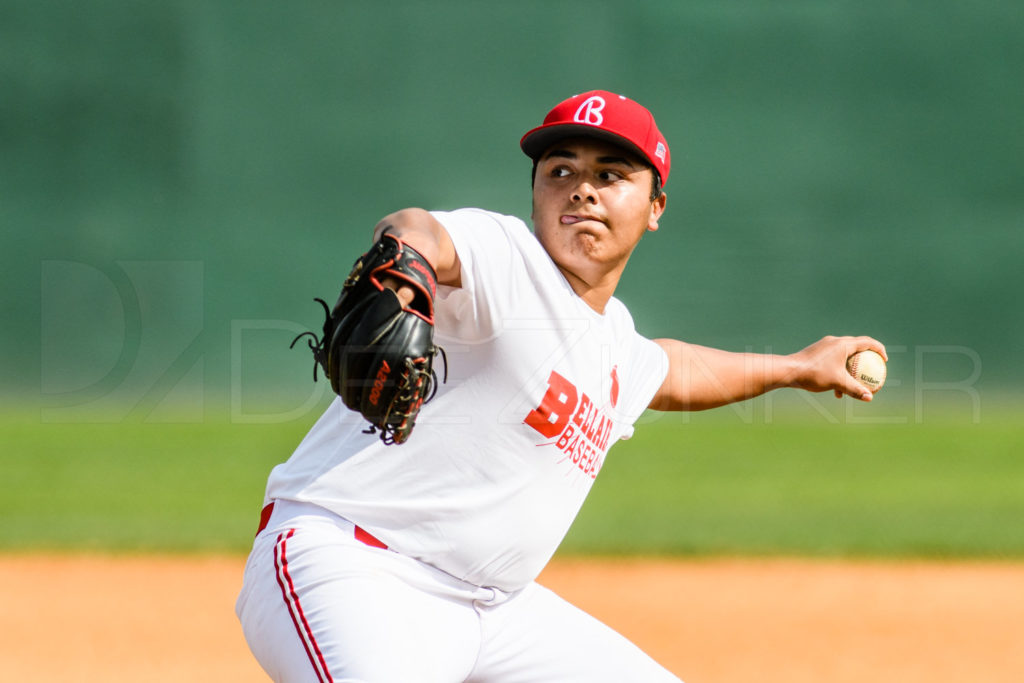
[531,137,665,277]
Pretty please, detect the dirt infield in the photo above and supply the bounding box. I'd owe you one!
[2,555,1022,682]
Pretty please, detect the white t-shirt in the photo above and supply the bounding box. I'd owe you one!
[264,208,668,591]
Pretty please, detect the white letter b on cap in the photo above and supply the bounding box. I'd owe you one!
[574,96,605,125]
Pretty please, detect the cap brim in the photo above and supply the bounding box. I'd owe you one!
[520,123,653,171]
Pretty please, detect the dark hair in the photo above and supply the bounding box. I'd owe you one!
[530,160,664,202]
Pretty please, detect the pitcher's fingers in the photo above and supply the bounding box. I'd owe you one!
[851,336,887,362]
[840,374,874,401]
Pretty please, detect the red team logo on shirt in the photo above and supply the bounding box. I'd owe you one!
[610,366,619,408]
[523,369,617,479]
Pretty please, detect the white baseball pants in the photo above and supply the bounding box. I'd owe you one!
[236,500,682,683]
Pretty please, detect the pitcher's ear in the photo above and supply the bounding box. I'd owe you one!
[648,192,667,232]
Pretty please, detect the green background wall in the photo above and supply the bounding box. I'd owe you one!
[4,0,1021,423]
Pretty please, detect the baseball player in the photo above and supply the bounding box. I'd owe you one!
[236,90,886,682]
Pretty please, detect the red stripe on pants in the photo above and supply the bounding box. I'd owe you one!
[273,529,334,683]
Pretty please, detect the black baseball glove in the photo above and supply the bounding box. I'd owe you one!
[291,234,445,444]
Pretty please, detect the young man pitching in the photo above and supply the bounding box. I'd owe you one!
[236,90,886,682]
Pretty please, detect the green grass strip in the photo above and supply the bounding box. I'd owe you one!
[2,412,1022,557]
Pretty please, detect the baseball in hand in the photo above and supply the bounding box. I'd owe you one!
[846,350,887,393]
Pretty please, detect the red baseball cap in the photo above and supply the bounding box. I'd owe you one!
[520,90,671,186]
